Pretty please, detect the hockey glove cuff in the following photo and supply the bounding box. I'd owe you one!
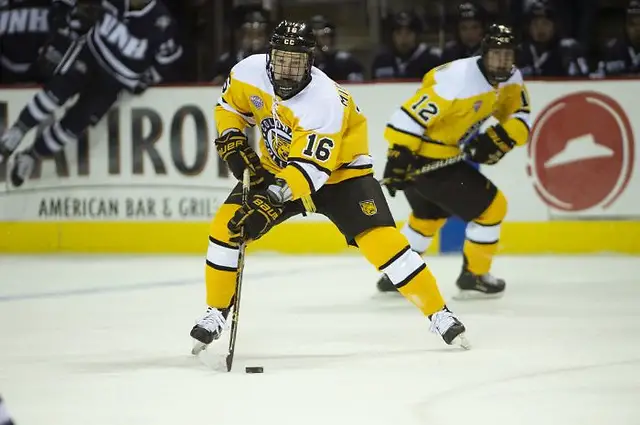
[382,144,417,197]
[228,190,284,243]
[464,124,516,165]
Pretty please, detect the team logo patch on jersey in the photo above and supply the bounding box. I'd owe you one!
[260,117,293,168]
[359,199,377,216]
[473,101,482,112]
[250,95,264,109]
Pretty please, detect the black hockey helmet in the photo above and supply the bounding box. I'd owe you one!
[390,11,423,33]
[457,2,486,23]
[309,15,336,52]
[481,24,517,83]
[526,0,555,20]
[267,20,316,100]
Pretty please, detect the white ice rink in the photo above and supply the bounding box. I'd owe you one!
[1,254,639,425]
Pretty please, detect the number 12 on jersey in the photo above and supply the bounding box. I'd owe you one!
[410,94,439,125]
[303,134,334,162]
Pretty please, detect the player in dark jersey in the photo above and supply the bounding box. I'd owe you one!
[595,0,640,76]
[0,0,52,84]
[0,0,183,188]
[371,11,441,80]
[516,0,589,77]
[308,15,364,82]
[210,10,270,84]
[441,2,486,63]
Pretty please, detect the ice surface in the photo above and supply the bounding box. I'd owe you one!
[1,254,639,425]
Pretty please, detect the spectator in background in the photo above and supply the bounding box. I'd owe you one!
[441,2,487,63]
[371,11,441,80]
[0,0,56,85]
[210,9,270,84]
[308,15,364,82]
[517,0,589,77]
[595,0,640,76]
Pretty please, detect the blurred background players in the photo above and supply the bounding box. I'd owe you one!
[371,11,441,80]
[210,9,270,84]
[595,0,640,76]
[441,2,487,63]
[0,0,183,187]
[0,0,59,84]
[308,15,364,81]
[517,0,590,77]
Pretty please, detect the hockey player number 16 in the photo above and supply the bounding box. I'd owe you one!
[303,134,334,162]
[410,94,439,125]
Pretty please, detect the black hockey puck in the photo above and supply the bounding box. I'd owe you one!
[245,366,264,374]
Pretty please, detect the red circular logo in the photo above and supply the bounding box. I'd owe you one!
[527,91,634,211]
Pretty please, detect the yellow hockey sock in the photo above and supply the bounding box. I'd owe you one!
[205,203,242,308]
[463,190,507,275]
[356,226,445,316]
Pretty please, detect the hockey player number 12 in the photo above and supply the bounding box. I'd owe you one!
[303,134,334,162]
[410,94,439,125]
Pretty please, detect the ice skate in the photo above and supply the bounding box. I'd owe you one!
[190,307,228,355]
[375,274,399,293]
[9,149,37,188]
[0,126,25,164]
[429,306,470,349]
[453,268,506,300]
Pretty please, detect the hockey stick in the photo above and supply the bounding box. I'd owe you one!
[379,153,467,186]
[225,168,251,372]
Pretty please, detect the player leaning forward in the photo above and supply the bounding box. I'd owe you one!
[189,20,469,350]
[377,24,532,298]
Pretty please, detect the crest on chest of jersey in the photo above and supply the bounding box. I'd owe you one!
[481,24,516,83]
[260,117,293,168]
[267,20,315,100]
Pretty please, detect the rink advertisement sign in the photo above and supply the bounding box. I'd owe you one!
[0,88,243,221]
[1,80,640,223]
[526,90,635,216]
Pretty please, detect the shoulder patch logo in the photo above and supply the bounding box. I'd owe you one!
[250,95,263,109]
[359,199,377,216]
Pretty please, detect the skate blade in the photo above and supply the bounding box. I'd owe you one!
[452,333,471,350]
[191,341,208,355]
[452,289,504,301]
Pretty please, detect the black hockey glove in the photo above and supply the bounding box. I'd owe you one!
[382,144,417,197]
[228,190,284,243]
[463,124,516,165]
[215,130,269,187]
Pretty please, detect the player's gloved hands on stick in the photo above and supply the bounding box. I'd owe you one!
[463,124,515,165]
[228,190,284,243]
[382,144,417,197]
[215,130,269,187]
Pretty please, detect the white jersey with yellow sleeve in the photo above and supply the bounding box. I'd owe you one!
[214,54,372,201]
[385,56,532,160]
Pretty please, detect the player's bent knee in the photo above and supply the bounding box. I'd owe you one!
[355,226,412,270]
[475,189,507,225]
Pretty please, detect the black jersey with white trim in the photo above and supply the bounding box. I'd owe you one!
[0,0,52,76]
[85,0,182,89]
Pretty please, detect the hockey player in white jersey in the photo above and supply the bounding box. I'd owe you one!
[189,20,469,352]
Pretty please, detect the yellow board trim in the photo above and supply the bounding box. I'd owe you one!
[0,221,638,254]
